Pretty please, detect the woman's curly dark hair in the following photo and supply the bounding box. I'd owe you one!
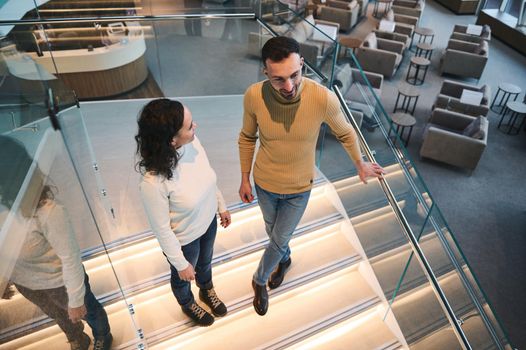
[135,98,185,180]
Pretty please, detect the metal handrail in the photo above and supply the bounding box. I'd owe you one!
[332,85,472,350]
[351,81,506,350]
[0,13,255,26]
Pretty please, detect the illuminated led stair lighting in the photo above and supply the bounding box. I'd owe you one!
[290,308,378,349]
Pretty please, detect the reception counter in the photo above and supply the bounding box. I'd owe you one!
[26,28,148,99]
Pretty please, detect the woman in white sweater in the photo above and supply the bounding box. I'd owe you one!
[136,99,231,327]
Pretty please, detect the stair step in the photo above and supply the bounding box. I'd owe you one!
[0,183,342,340]
[371,232,456,297]
[392,270,495,347]
[284,307,402,350]
[332,164,409,217]
[149,266,378,350]
[411,309,504,350]
[0,219,361,350]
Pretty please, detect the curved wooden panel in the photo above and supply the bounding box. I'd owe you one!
[56,54,148,99]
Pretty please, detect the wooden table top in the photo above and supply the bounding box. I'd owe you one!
[391,112,416,127]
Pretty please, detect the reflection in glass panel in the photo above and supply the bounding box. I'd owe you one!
[0,0,41,23]
[0,130,125,349]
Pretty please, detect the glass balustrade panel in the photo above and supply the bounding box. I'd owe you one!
[0,106,141,350]
[333,56,512,348]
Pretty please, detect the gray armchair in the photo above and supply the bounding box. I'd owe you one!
[453,24,491,41]
[450,32,485,44]
[383,9,418,37]
[334,63,383,103]
[374,29,411,50]
[317,0,360,32]
[356,32,404,78]
[392,0,424,21]
[433,80,491,117]
[333,63,384,129]
[420,108,488,171]
[439,39,488,79]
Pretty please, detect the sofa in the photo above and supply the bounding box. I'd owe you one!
[420,108,488,171]
[439,39,489,79]
[355,32,404,78]
[433,80,491,117]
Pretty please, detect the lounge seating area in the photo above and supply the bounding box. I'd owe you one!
[255,0,524,175]
[321,0,523,175]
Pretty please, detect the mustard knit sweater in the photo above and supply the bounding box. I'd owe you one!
[238,78,362,194]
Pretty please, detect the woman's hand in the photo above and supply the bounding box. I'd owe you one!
[178,264,196,282]
[68,304,87,323]
[219,211,231,228]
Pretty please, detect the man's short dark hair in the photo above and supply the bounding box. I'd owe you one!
[261,36,300,66]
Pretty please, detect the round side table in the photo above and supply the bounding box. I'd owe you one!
[389,112,416,146]
[490,83,521,114]
[339,37,362,58]
[406,56,430,86]
[415,42,433,60]
[394,82,420,114]
[411,27,435,50]
[498,101,526,135]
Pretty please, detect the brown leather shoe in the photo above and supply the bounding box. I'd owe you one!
[268,258,292,289]
[252,280,268,316]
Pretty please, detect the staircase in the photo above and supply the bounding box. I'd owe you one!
[0,161,507,349]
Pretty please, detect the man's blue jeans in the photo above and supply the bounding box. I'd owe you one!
[167,216,217,308]
[253,184,311,286]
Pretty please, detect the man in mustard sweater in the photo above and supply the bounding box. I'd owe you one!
[238,36,384,316]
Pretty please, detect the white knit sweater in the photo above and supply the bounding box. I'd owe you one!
[11,201,86,308]
[139,136,227,271]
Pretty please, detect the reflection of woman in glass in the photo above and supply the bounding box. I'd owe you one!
[0,136,112,350]
[136,99,231,327]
